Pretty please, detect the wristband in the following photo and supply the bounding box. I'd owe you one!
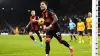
[49,24,52,27]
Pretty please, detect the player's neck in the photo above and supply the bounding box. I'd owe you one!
[88,16,91,18]
[43,8,47,12]
[32,15,35,16]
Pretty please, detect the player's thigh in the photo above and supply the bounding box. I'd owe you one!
[29,31,33,36]
[70,30,73,34]
[72,30,75,35]
[89,30,92,36]
[45,30,53,42]
[53,31,62,42]
[79,31,83,36]
[70,30,75,35]
[87,29,92,35]
[34,30,40,35]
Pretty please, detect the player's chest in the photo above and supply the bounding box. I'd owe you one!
[31,16,37,20]
[69,24,74,26]
[42,13,52,22]
[78,23,83,27]
[87,19,92,23]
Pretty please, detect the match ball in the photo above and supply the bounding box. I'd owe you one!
[38,18,45,25]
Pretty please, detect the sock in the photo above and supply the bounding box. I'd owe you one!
[46,42,50,54]
[61,40,70,48]
[78,36,81,43]
[81,36,84,43]
[81,36,84,40]
[37,34,42,42]
[70,35,73,40]
[90,36,92,44]
[88,36,92,44]
[73,35,77,40]
[30,36,35,41]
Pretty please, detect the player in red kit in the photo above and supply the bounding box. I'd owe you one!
[26,10,43,48]
[40,1,74,56]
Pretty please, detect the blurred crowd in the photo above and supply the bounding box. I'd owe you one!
[0,24,10,33]
[0,15,100,34]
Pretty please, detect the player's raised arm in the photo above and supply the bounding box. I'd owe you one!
[26,22,30,28]
[49,10,58,26]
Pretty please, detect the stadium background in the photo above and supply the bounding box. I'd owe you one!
[0,0,99,56]
[0,0,93,34]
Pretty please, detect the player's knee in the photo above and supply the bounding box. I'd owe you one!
[59,40,62,43]
[29,32,33,36]
[58,38,62,43]
[45,38,51,43]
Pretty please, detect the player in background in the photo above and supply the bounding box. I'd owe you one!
[15,26,19,35]
[68,18,77,42]
[26,10,43,48]
[77,19,85,43]
[40,1,74,56]
[40,25,46,40]
[86,12,92,46]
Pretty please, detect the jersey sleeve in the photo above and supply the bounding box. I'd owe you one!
[48,9,56,18]
[30,16,32,21]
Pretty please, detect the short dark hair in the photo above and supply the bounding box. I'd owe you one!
[41,1,48,6]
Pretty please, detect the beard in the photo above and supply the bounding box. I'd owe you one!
[41,8,45,11]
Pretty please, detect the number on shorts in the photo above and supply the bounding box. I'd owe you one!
[56,32,60,36]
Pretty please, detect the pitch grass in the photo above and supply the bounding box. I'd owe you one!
[0,35,99,56]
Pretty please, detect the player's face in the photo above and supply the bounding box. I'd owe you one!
[70,20,72,22]
[88,12,92,17]
[40,2,47,10]
[31,11,35,16]
[79,19,81,22]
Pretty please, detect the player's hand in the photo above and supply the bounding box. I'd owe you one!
[44,25,52,30]
[44,26,50,30]
[44,26,48,30]
[46,26,51,30]
[26,25,28,28]
[32,19,38,22]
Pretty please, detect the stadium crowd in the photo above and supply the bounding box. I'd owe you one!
[0,14,92,34]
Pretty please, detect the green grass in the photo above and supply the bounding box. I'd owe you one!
[0,35,99,56]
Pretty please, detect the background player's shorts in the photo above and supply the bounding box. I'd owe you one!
[70,29,75,34]
[78,31,83,36]
[30,28,40,35]
[87,29,92,33]
[87,29,92,35]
